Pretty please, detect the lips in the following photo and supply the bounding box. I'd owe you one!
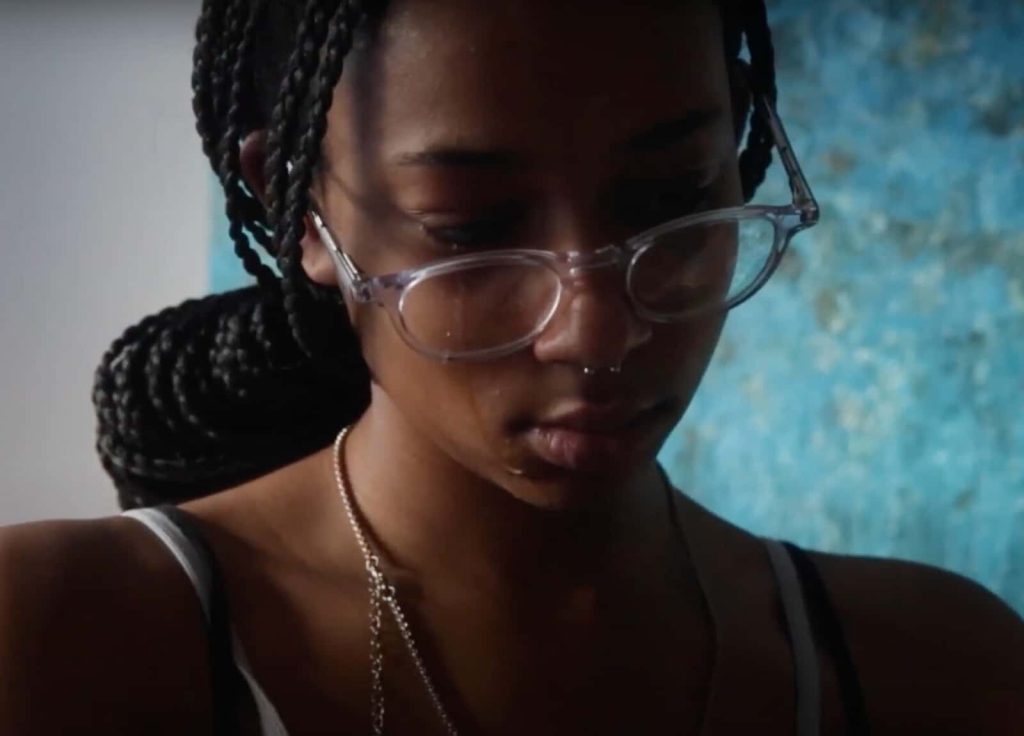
[538,402,655,432]
[523,400,670,472]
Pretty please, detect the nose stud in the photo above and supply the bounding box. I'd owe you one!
[582,365,622,376]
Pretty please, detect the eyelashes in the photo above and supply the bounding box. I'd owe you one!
[614,184,714,231]
[418,204,527,250]
[416,169,725,251]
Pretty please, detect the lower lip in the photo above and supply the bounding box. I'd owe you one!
[523,407,665,473]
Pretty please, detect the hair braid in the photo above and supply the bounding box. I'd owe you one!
[275,0,368,359]
[194,0,279,281]
[734,0,778,202]
[94,300,202,505]
[94,0,375,506]
[191,0,227,164]
[93,312,163,453]
[97,287,366,508]
[216,0,280,287]
[264,1,339,233]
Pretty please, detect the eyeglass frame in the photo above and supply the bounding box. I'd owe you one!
[309,87,820,362]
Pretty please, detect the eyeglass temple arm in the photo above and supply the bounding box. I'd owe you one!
[308,205,374,302]
[754,93,820,227]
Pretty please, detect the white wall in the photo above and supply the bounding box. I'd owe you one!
[0,2,209,523]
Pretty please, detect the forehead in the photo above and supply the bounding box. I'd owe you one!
[329,0,730,166]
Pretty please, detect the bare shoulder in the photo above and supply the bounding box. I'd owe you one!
[0,515,212,734]
[809,549,1024,732]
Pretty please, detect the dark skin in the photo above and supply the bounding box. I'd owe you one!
[2,0,1023,733]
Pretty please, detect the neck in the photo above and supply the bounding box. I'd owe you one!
[339,390,677,599]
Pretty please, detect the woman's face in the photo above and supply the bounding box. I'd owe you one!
[308,0,743,508]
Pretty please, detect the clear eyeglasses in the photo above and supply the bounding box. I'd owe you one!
[310,89,819,363]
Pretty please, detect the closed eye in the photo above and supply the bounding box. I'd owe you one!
[615,182,715,232]
[611,164,725,230]
[418,205,527,251]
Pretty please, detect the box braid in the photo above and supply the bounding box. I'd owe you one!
[93,0,778,509]
[730,0,778,202]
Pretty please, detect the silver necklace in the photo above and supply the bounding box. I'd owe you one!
[332,426,460,736]
[333,427,710,735]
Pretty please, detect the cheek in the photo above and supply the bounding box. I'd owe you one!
[359,305,514,443]
[647,313,727,393]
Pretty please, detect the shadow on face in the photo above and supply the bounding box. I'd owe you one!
[310,0,744,507]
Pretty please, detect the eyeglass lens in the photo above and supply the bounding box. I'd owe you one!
[397,214,777,357]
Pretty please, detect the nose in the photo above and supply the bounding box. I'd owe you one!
[531,261,653,369]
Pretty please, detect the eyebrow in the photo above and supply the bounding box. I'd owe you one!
[621,108,723,151]
[392,108,723,169]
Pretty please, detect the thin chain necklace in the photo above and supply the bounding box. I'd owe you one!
[332,426,711,736]
[332,426,460,736]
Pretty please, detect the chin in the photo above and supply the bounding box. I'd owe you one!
[502,460,662,513]
[501,473,632,513]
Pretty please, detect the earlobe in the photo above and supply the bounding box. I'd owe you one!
[300,211,341,287]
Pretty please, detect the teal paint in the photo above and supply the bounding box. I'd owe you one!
[208,181,276,291]
[209,1,1023,612]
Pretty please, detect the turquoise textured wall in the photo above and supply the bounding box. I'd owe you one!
[660,0,1024,613]
[209,1,1024,612]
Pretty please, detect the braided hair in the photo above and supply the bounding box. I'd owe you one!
[93,0,779,509]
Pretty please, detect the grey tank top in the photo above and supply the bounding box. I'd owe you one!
[124,506,865,735]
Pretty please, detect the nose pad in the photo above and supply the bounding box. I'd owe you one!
[532,246,652,368]
[565,244,630,280]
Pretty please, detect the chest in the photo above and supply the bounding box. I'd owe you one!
[222,557,850,736]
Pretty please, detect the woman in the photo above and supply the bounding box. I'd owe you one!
[1,0,1022,733]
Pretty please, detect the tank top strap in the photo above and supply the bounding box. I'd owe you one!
[122,506,275,735]
[763,538,823,736]
[123,506,214,619]
[781,542,871,735]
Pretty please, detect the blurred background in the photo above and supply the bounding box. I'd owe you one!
[0,1,209,521]
[1,1,1021,612]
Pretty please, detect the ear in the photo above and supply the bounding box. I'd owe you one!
[239,130,339,287]
[727,59,753,147]
[239,129,270,206]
